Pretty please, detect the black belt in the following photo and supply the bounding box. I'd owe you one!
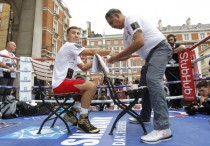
[146,40,167,62]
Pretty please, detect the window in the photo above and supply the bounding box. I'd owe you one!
[53,21,58,33]
[0,3,3,12]
[199,33,205,39]
[122,61,127,72]
[54,4,59,14]
[107,40,111,45]
[90,41,94,46]
[184,34,190,40]
[114,61,120,73]
[107,62,112,68]
[64,15,67,23]
[201,44,208,50]
[114,40,118,45]
[98,41,102,45]
[122,61,127,67]
[63,29,66,43]
[131,59,137,71]
[140,60,145,66]
[52,39,57,54]
[114,61,120,67]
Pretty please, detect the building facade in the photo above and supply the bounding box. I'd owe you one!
[0,3,13,50]
[83,18,210,83]
[159,18,210,52]
[42,0,71,58]
[159,18,210,78]
[85,33,141,83]
[0,0,71,57]
[199,46,210,77]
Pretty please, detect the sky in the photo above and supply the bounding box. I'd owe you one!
[62,0,210,35]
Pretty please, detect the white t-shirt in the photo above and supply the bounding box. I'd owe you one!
[52,42,85,89]
[0,49,17,78]
[123,15,165,59]
[0,49,17,66]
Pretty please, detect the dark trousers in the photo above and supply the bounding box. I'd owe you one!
[0,77,15,102]
[165,67,182,108]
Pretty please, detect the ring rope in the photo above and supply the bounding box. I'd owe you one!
[189,35,210,51]
[192,53,210,64]
[1,76,210,89]
[22,95,184,104]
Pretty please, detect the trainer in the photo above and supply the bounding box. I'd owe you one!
[105,9,173,144]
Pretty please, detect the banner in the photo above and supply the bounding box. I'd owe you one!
[178,49,197,104]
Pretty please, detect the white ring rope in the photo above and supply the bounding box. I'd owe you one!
[9,96,210,106]
[0,64,178,73]
[25,95,184,104]
[108,64,179,71]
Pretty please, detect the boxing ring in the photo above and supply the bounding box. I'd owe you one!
[0,35,210,146]
[0,110,210,146]
[1,36,210,104]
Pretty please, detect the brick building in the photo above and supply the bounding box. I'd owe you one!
[82,18,210,82]
[42,0,71,58]
[0,0,71,56]
[0,3,13,50]
[159,18,210,77]
[159,18,210,52]
[85,33,141,83]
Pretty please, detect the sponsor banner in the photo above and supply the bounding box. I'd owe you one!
[58,117,128,146]
[112,121,126,146]
[60,117,115,146]
[178,49,197,103]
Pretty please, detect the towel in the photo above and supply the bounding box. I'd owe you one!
[92,54,109,74]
